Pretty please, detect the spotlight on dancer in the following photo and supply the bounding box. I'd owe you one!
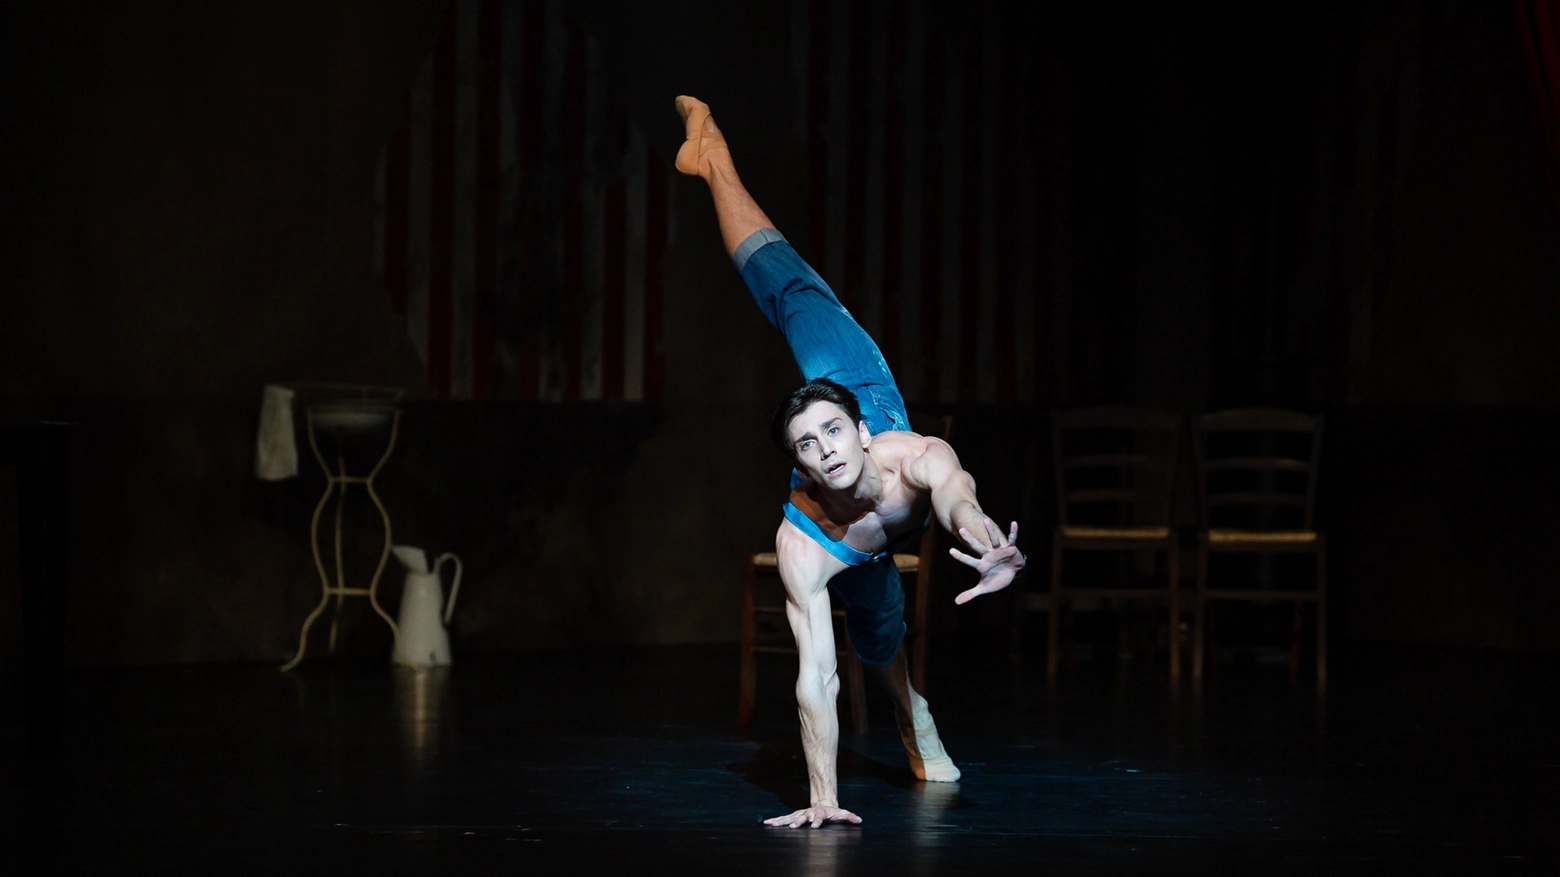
[674,95,1026,829]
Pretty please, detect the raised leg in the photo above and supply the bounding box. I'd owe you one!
[675,96,908,435]
[675,96,774,258]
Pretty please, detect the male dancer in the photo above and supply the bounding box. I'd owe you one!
[675,96,1025,829]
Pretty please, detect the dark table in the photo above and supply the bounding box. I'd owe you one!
[0,422,71,760]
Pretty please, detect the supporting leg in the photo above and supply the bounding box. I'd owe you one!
[870,647,959,782]
[872,647,915,728]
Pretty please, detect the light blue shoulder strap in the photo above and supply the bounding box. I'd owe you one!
[782,501,873,567]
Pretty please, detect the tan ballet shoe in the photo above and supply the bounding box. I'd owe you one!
[673,94,729,177]
[900,692,961,782]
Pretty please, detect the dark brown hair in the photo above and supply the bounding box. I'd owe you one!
[771,378,863,459]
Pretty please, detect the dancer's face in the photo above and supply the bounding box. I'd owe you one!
[787,401,871,490]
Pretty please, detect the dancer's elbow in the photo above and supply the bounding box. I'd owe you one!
[795,664,840,708]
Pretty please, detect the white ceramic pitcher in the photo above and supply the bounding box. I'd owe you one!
[390,545,463,667]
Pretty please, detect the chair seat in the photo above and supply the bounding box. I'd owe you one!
[752,551,919,572]
[1207,529,1317,544]
[1060,525,1170,540]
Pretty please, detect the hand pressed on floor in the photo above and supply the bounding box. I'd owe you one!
[763,805,862,829]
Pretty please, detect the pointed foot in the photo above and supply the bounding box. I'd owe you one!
[673,94,729,177]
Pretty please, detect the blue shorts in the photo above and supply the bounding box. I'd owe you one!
[736,229,911,667]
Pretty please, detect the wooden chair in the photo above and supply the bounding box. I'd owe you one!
[739,553,871,732]
[1192,408,1326,685]
[1038,407,1183,678]
[737,414,953,730]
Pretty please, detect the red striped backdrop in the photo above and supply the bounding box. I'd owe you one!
[376,0,670,402]
[793,0,1050,405]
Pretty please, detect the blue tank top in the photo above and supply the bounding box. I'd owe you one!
[782,483,930,567]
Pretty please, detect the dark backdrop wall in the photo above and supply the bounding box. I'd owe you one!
[2,0,1557,669]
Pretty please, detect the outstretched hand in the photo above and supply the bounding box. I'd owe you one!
[950,518,1024,605]
[763,805,862,829]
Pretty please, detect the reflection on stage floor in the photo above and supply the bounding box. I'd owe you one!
[1,638,1554,874]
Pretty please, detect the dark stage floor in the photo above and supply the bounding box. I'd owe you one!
[1,638,1555,875]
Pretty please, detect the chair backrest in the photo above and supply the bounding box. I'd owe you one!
[1193,408,1323,532]
[1051,406,1182,530]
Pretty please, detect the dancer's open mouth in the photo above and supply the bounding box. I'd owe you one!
[826,461,847,476]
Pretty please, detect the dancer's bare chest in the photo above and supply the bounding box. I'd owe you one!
[790,450,931,554]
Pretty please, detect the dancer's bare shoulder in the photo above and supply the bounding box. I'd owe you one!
[774,515,849,592]
[873,430,954,483]
[865,429,937,467]
[888,431,960,491]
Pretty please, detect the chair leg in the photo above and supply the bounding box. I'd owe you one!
[1008,583,1027,655]
[844,650,868,735]
[738,561,758,728]
[1207,607,1220,677]
[1289,601,1303,679]
[1193,543,1207,680]
[1046,548,1063,678]
[1064,605,1077,672]
[1168,544,1181,680]
[1316,544,1328,690]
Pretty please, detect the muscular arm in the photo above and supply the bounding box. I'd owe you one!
[763,520,862,828]
[907,439,991,545]
[905,438,1025,604]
